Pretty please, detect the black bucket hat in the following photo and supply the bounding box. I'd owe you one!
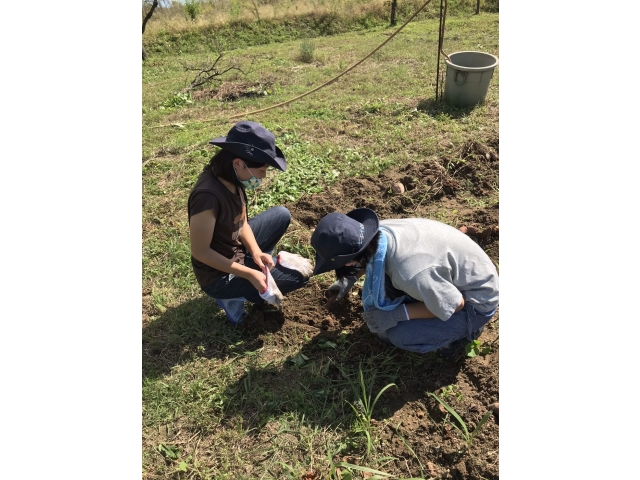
[209,121,287,171]
[311,208,380,276]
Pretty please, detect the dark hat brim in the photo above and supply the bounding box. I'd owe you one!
[312,251,358,276]
[312,208,379,276]
[208,138,287,171]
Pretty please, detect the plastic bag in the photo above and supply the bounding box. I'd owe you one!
[259,266,284,309]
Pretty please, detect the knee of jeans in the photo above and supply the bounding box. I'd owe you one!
[272,206,291,225]
[472,319,491,340]
[274,271,308,294]
[384,327,408,349]
[275,264,306,281]
[293,275,310,290]
[472,315,492,335]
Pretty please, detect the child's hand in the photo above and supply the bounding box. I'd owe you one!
[254,251,275,271]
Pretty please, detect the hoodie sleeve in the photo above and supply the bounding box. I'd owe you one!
[409,266,463,321]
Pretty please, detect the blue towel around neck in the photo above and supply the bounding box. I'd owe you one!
[361,229,408,312]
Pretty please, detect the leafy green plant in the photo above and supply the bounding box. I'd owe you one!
[288,352,310,368]
[359,100,385,115]
[465,339,491,358]
[161,92,193,109]
[184,0,201,21]
[228,0,243,20]
[427,392,492,446]
[299,39,316,63]
[439,384,463,401]
[157,443,192,473]
[317,338,337,349]
[157,443,179,460]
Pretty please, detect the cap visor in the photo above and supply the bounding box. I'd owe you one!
[312,253,356,276]
[312,257,335,276]
[208,140,287,171]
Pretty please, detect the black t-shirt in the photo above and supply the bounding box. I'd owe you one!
[188,171,246,287]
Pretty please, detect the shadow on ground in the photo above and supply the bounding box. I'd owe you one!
[142,295,282,380]
[219,295,468,434]
[143,291,467,432]
[416,97,479,119]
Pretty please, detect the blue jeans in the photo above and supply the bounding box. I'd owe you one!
[377,303,497,354]
[201,206,308,305]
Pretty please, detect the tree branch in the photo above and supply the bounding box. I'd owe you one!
[142,0,159,34]
[181,54,249,92]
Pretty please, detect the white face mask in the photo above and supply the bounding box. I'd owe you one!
[234,162,263,190]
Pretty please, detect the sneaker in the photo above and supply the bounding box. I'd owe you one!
[215,297,248,325]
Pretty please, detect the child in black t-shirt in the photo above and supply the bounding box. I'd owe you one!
[188,121,312,324]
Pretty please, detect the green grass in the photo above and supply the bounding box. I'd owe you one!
[143,10,498,479]
[343,361,398,457]
[427,392,493,446]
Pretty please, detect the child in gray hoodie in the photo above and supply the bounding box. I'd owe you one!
[311,208,499,355]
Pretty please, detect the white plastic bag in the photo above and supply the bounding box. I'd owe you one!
[259,266,284,309]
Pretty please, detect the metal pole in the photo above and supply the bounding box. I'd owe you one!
[436,0,444,101]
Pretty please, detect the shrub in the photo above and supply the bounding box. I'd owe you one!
[184,0,201,21]
[299,39,316,63]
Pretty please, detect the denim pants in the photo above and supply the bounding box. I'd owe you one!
[201,206,308,305]
[376,303,497,354]
[376,274,496,353]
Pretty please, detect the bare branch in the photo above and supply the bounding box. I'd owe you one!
[181,53,224,72]
[181,53,249,92]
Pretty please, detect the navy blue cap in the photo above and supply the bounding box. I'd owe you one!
[209,121,287,171]
[311,208,379,275]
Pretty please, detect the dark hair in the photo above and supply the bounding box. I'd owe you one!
[335,231,382,279]
[203,148,266,202]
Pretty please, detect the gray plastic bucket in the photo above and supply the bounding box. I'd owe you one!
[444,51,499,108]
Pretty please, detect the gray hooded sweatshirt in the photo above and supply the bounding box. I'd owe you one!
[379,218,499,321]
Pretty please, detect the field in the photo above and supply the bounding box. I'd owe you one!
[143,5,499,479]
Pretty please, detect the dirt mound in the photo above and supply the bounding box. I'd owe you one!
[287,141,498,261]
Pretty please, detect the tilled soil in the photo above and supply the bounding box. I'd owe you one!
[237,138,500,479]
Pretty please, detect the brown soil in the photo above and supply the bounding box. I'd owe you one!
[241,139,500,479]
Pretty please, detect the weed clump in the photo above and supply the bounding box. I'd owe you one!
[299,39,316,63]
